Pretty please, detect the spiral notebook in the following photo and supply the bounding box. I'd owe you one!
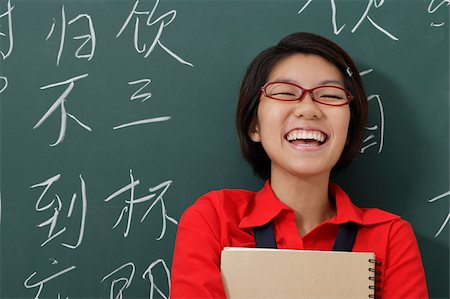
[221,247,376,299]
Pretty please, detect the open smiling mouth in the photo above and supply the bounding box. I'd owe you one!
[285,129,328,147]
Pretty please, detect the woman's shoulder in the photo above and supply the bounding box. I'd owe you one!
[359,207,417,238]
[359,207,402,225]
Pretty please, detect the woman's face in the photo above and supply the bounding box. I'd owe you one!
[249,53,351,179]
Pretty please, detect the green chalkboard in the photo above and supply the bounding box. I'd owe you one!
[1,0,448,298]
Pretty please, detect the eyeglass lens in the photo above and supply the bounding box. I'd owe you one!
[264,83,350,105]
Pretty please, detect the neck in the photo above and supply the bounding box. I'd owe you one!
[270,170,336,237]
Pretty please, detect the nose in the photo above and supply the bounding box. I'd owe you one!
[293,92,323,119]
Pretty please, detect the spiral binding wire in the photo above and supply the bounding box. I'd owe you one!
[368,259,382,299]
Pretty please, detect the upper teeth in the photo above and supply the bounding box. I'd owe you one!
[286,130,326,142]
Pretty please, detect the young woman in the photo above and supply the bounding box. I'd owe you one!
[170,32,428,298]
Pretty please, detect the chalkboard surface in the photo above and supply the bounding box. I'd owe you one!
[0,0,448,298]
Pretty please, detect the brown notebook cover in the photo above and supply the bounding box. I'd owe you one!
[221,247,375,299]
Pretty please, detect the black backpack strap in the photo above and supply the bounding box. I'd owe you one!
[253,222,277,249]
[254,221,357,251]
[332,222,359,251]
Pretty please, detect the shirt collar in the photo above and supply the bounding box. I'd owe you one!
[239,180,290,229]
[239,181,399,229]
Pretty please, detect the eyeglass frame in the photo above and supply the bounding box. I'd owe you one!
[260,81,354,107]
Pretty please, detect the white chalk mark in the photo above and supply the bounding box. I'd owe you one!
[142,259,170,299]
[360,69,374,76]
[129,79,152,102]
[30,174,61,211]
[40,73,88,90]
[331,0,345,35]
[434,213,450,237]
[50,97,68,147]
[113,116,171,130]
[360,95,385,154]
[36,74,90,146]
[40,227,66,247]
[101,262,135,299]
[157,40,194,67]
[0,76,7,94]
[112,206,128,230]
[351,0,399,41]
[105,178,140,202]
[428,0,450,13]
[0,0,14,60]
[68,14,96,61]
[44,196,62,237]
[131,193,156,204]
[24,266,76,299]
[106,170,139,237]
[147,0,176,27]
[366,16,399,41]
[363,135,376,142]
[116,0,145,38]
[352,0,374,32]
[0,76,8,94]
[360,141,377,153]
[67,112,92,132]
[142,180,175,241]
[46,18,56,40]
[57,5,66,66]
[62,175,87,249]
[428,191,450,202]
[298,0,313,14]
[67,194,77,218]
[143,20,164,58]
[431,22,446,27]
[166,215,178,226]
[49,258,58,265]
[117,0,193,66]
[125,171,136,238]
[373,0,385,8]
[428,191,450,237]
[134,17,147,53]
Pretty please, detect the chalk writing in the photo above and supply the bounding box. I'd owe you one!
[0,76,7,94]
[113,78,171,130]
[117,0,193,66]
[129,78,152,102]
[428,191,450,237]
[113,116,171,130]
[360,94,385,154]
[0,0,14,60]
[428,0,450,26]
[142,259,170,299]
[105,170,177,239]
[298,0,399,40]
[29,174,87,249]
[24,264,76,299]
[101,262,136,299]
[102,259,170,299]
[34,73,92,146]
[359,68,374,76]
[46,5,96,66]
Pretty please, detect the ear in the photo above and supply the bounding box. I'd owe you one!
[248,121,261,142]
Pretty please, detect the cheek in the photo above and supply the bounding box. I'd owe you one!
[256,101,286,132]
[335,109,351,144]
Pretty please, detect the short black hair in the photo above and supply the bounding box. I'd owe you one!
[236,32,368,180]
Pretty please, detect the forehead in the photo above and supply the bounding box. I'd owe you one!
[267,54,344,86]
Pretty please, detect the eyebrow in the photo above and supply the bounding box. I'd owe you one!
[270,78,344,87]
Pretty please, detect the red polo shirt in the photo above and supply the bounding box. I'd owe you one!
[171,181,428,298]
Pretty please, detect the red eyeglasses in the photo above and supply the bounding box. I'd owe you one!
[261,82,353,106]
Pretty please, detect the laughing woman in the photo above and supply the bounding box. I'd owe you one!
[170,32,428,298]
